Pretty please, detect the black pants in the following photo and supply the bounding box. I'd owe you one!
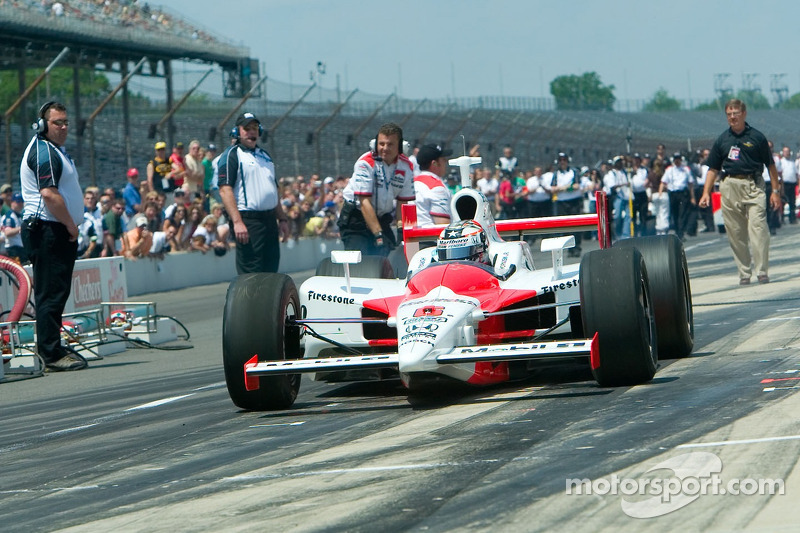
[632,191,649,236]
[765,183,781,231]
[553,198,583,251]
[669,189,692,239]
[687,187,715,234]
[22,219,78,364]
[237,210,280,274]
[339,203,395,257]
[528,200,552,218]
[784,182,797,223]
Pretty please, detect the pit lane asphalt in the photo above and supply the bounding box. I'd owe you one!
[1,228,799,533]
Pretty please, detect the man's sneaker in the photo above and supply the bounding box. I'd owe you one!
[739,278,751,286]
[758,275,770,284]
[45,352,88,372]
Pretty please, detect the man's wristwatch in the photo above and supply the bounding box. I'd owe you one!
[374,231,384,247]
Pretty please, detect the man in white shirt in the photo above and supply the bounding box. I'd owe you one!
[659,153,695,240]
[413,144,452,227]
[476,168,499,216]
[780,146,797,224]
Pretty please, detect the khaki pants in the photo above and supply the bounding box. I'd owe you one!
[719,176,769,280]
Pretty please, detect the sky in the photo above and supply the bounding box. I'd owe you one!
[160,0,800,106]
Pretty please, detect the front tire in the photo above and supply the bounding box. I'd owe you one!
[223,273,301,410]
[580,247,657,386]
[616,235,693,358]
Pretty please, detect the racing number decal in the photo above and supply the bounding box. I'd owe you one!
[414,305,444,317]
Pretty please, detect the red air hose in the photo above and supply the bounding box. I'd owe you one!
[0,257,32,323]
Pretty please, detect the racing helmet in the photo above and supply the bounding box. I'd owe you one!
[437,220,489,263]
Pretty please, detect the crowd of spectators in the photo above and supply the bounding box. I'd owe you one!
[13,0,219,42]
[2,131,796,266]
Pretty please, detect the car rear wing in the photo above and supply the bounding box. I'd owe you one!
[401,190,612,261]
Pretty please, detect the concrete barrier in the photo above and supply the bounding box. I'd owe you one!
[124,237,343,296]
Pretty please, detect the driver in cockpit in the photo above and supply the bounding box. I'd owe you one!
[435,219,491,266]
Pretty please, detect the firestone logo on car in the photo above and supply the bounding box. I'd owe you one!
[307,290,355,305]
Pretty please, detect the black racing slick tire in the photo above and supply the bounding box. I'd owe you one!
[580,247,658,387]
[223,273,301,410]
[616,235,694,358]
[315,256,395,279]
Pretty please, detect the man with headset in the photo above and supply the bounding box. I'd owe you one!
[218,112,289,273]
[339,122,415,256]
[20,101,87,371]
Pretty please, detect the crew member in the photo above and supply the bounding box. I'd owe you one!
[339,123,415,256]
[698,99,781,285]
[218,112,289,273]
[20,101,86,371]
[413,143,453,227]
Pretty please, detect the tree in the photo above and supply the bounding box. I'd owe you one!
[778,92,800,109]
[734,90,770,110]
[550,72,616,111]
[643,88,681,112]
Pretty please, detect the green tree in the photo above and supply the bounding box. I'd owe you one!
[643,88,681,112]
[734,90,770,110]
[778,92,800,109]
[550,72,616,111]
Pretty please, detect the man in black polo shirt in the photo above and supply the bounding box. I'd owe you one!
[698,99,781,285]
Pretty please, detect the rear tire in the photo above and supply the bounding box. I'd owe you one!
[616,235,693,358]
[315,256,395,278]
[223,273,301,410]
[580,247,657,386]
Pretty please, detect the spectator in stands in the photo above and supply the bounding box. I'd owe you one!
[2,193,27,264]
[526,166,551,218]
[688,148,715,234]
[496,145,518,178]
[123,167,142,218]
[77,189,103,259]
[183,204,204,250]
[780,146,797,225]
[162,204,188,251]
[476,167,499,216]
[496,170,517,219]
[102,197,126,257]
[169,142,186,191]
[183,139,204,195]
[763,140,782,236]
[147,141,172,194]
[149,225,177,259]
[604,156,632,239]
[191,215,228,255]
[163,188,187,220]
[285,204,302,241]
[0,184,12,216]
[209,201,230,242]
[630,154,651,236]
[659,153,695,241]
[202,143,217,203]
[125,215,153,259]
[549,153,584,256]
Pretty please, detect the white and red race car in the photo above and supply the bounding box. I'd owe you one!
[222,158,693,411]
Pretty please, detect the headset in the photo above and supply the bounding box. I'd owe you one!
[233,115,264,140]
[32,101,58,135]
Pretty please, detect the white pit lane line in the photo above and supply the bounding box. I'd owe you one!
[678,434,800,448]
[0,392,200,454]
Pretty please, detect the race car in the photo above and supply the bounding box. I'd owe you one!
[222,157,694,411]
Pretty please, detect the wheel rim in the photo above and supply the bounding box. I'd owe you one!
[284,300,301,389]
[641,278,657,366]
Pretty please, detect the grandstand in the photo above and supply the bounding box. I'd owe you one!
[2,3,800,190]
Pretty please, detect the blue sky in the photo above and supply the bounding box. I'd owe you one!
[161,0,800,105]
